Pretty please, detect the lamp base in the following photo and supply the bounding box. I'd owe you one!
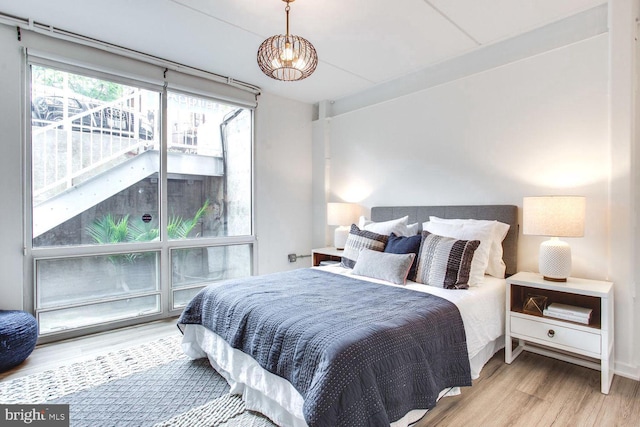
[334,226,350,250]
[539,238,572,282]
[542,276,568,283]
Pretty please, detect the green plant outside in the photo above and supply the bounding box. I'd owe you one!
[85,214,137,265]
[166,199,210,240]
[86,200,211,266]
[32,65,125,102]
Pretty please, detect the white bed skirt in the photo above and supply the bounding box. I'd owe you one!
[181,324,504,427]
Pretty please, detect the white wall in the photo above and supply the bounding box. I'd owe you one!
[0,24,25,310]
[0,26,314,311]
[254,93,314,273]
[327,35,610,279]
[635,13,640,384]
[609,0,639,379]
[314,34,638,378]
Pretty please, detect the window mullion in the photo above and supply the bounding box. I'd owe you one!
[160,84,171,312]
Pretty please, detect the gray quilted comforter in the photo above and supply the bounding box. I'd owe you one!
[178,268,471,426]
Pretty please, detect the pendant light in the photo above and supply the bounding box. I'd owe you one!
[257,0,318,81]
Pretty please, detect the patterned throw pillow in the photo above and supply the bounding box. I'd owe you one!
[341,224,388,268]
[414,231,480,289]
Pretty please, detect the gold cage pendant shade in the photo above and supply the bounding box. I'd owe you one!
[257,0,318,81]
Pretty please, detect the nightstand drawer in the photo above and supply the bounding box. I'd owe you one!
[510,316,601,355]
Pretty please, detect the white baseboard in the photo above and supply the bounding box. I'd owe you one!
[614,362,640,381]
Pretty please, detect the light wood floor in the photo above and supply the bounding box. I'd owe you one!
[418,350,640,427]
[0,317,181,382]
[2,321,639,426]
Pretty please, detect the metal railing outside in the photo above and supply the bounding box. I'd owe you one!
[32,91,156,203]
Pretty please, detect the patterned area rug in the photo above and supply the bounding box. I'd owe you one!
[0,335,276,427]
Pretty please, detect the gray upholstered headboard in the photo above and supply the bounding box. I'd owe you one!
[371,205,519,276]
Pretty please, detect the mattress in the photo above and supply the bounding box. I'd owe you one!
[180,265,506,426]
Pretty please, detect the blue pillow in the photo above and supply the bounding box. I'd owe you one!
[384,233,422,281]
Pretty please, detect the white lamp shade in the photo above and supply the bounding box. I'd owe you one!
[523,196,585,282]
[327,203,358,226]
[523,196,585,237]
[327,203,358,249]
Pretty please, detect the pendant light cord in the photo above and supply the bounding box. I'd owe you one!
[285,3,291,38]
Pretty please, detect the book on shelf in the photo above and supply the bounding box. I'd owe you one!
[543,308,591,324]
[545,303,592,319]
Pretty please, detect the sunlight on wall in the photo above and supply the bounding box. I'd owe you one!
[332,175,373,204]
[510,146,609,189]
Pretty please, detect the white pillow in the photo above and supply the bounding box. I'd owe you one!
[406,222,420,235]
[428,216,510,278]
[423,220,495,286]
[358,215,371,228]
[361,216,409,236]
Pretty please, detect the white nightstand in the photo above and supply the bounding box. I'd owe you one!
[505,271,614,394]
[311,247,343,267]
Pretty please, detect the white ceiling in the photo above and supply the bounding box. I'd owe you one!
[0,0,606,104]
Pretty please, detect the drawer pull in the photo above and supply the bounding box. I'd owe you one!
[547,329,555,338]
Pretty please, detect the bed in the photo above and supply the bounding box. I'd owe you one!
[178,205,518,427]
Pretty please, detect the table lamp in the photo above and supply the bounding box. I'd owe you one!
[327,202,358,249]
[523,196,585,282]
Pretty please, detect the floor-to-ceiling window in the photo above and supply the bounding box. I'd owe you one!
[166,91,253,308]
[26,45,256,340]
[31,65,163,334]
